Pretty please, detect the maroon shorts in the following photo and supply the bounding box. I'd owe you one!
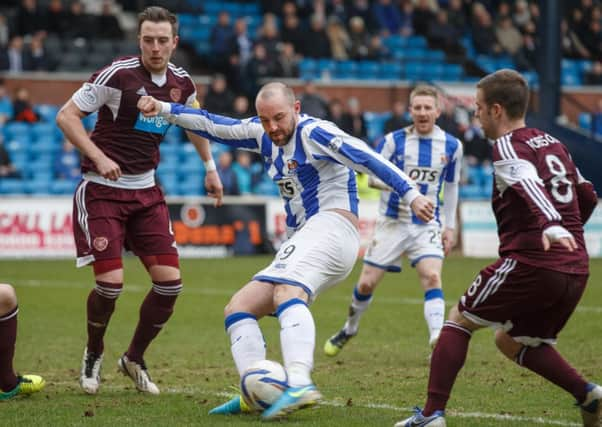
[458,257,587,343]
[73,180,178,266]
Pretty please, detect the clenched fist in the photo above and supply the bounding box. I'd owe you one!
[137,96,162,117]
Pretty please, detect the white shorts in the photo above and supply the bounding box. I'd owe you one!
[253,211,360,302]
[363,217,444,272]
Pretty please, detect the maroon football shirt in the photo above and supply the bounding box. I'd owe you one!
[491,127,588,275]
[72,56,196,175]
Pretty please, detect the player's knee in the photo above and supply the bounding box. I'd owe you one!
[93,259,124,281]
[447,304,463,322]
[0,283,17,313]
[422,271,441,290]
[495,330,521,360]
[140,254,179,271]
[357,280,376,294]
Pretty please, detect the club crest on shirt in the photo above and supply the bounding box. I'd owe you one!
[328,137,343,152]
[287,159,298,172]
[93,237,108,252]
[440,155,449,165]
[170,88,182,102]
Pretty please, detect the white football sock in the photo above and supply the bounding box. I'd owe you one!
[278,300,314,387]
[227,316,266,376]
[343,286,373,336]
[424,288,445,344]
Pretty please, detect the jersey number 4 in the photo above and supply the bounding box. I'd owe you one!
[545,154,573,204]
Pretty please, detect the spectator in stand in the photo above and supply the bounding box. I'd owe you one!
[495,16,531,70]
[281,13,305,57]
[0,36,30,73]
[46,0,69,38]
[436,100,460,137]
[298,80,329,119]
[327,98,347,130]
[54,139,81,181]
[12,87,38,123]
[230,94,252,119]
[512,0,531,31]
[584,60,602,85]
[210,11,234,73]
[244,43,282,98]
[463,116,492,166]
[471,3,502,56]
[0,13,9,47]
[0,136,22,179]
[232,150,262,195]
[203,74,235,115]
[28,32,49,71]
[15,0,47,37]
[372,0,402,36]
[326,16,351,61]
[413,0,437,38]
[216,150,240,195]
[64,1,96,40]
[278,42,300,78]
[349,0,378,32]
[366,34,389,61]
[581,18,602,60]
[228,18,253,70]
[327,0,348,25]
[399,0,415,37]
[0,79,12,124]
[349,16,371,60]
[256,17,282,63]
[303,14,331,59]
[342,97,367,141]
[446,0,467,34]
[428,9,463,57]
[384,100,411,135]
[97,0,124,40]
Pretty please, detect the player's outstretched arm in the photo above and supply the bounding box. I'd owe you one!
[186,131,224,207]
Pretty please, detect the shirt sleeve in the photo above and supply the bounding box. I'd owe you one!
[493,136,562,229]
[72,82,121,116]
[307,122,420,204]
[159,102,262,150]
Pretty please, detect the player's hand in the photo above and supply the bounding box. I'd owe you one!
[442,228,455,256]
[137,96,162,117]
[205,170,224,207]
[542,225,577,252]
[94,154,121,181]
[410,195,435,223]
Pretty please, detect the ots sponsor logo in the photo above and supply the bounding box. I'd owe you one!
[93,236,109,252]
[408,167,440,183]
[525,133,560,149]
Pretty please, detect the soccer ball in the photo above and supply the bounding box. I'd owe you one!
[240,359,288,410]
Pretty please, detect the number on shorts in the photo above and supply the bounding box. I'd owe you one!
[467,275,482,297]
[429,229,441,244]
[279,244,296,260]
[545,154,573,204]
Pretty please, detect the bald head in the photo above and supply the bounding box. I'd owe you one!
[256,82,296,107]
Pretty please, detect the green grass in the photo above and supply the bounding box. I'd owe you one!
[1,256,600,426]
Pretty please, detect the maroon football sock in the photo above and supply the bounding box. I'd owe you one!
[423,321,472,416]
[517,344,588,403]
[86,281,121,354]
[0,307,19,391]
[126,280,181,363]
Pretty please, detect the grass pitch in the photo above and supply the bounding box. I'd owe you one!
[1,255,600,426]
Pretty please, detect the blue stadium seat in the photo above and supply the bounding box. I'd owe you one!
[34,104,60,122]
[50,179,79,195]
[4,122,31,142]
[317,59,337,78]
[383,35,406,52]
[364,111,391,142]
[335,61,358,79]
[404,62,424,80]
[24,177,51,194]
[439,64,463,81]
[179,175,205,196]
[357,61,380,80]
[164,125,183,144]
[561,70,582,86]
[0,179,26,194]
[380,62,402,80]
[459,184,484,200]
[424,50,445,62]
[407,36,427,49]
[157,172,178,195]
[82,112,98,131]
[30,122,61,142]
[299,59,318,80]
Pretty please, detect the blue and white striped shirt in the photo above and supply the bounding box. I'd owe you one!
[377,125,462,224]
[159,103,420,235]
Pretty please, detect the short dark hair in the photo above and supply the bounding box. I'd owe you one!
[477,69,529,119]
[138,6,178,37]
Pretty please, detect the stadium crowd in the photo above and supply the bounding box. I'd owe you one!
[0,0,600,197]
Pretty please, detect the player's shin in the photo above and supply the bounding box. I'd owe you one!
[126,279,182,362]
[0,306,18,391]
[87,281,122,354]
[277,298,314,387]
[344,285,373,335]
[423,321,472,416]
[225,312,266,376]
[424,288,445,347]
